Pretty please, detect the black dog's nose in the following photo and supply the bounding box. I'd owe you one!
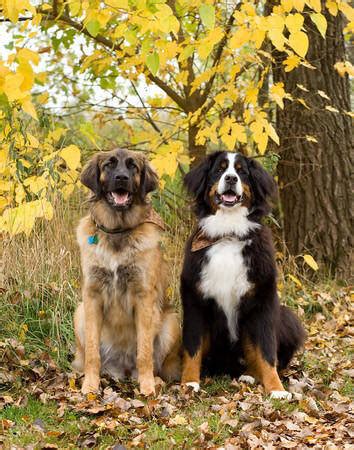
[225,174,237,184]
[115,172,129,181]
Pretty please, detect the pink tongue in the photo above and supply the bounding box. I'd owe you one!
[111,192,129,205]
[222,193,237,202]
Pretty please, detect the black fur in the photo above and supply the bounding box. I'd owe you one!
[181,151,305,380]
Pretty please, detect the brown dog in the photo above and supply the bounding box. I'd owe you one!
[73,148,181,395]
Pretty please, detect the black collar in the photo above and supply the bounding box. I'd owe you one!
[93,220,134,234]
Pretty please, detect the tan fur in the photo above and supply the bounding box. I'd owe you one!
[243,337,285,393]
[73,149,181,396]
[181,334,210,385]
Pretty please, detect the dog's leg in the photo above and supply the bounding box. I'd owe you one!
[243,335,291,399]
[181,295,208,392]
[135,292,156,396]
[72,303,85,372]
[159,311,181,382]
[81,291,103,394]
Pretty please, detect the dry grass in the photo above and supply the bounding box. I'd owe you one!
[0,192,193,367]
[0,190,340,369]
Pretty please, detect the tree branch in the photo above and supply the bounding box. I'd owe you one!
[130,81,163,135]
[147,73,188,111]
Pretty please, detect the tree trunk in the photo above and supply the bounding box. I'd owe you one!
[188,124,207,167]
[273,5,353,279]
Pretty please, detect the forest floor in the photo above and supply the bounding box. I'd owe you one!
[0,286,352,449]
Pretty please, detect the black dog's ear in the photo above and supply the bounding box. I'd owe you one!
[247,158,277,202]
[184,152,222,199]
[80,156,101,196]
[140,159,158,198]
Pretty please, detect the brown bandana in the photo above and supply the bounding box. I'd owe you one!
[191,229,220,252]
[144,208,165,231]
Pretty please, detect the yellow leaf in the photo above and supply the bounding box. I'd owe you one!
[267,123,280,145]
[21,98,38,120]
[270,82,286,109]
[285,13,304,33]
[61,184,75,200]
[306,135,318,142]
[326,1,338,16]
[245,87,258,105]
[24,176,48,195]
[334,61,354,77]
[17,48,40,65]
[18,61,34,91]
[288,31,309,57]
[310,13,327,38]
[325,105,339,113]
[170,415,188,426]
[106,0,129,8]
[3,73,27,101]
[229,27,251,49]
[293,0,305,11]
[283,54,301,72]
[268,29,286,51]
[303,254,319,271]
[287,274,303,287]
[60,145,81,170]
[306,0,321,13]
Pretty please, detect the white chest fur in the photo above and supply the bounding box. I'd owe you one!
[199,238,252,341]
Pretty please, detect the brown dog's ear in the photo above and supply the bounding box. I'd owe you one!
[80,156,101,196]
[140,159,158,198]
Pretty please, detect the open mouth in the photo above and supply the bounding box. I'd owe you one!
[106,189,132,208]
[218,190,242,207]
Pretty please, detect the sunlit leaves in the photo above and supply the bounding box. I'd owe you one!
[60,145,81,171]
[86,20,101,37]
[283,54,301,72]
[199,4,215,30]
[289,31,309,57]
[146,52,160,76]
[310,13,327,38]
[270,82,286,109]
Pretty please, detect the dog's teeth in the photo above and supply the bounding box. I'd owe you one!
[111,191,129,205]
[270,390,292,400]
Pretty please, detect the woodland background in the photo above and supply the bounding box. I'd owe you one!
[0,0,353,448]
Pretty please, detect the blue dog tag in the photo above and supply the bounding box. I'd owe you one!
[88,234,98,245]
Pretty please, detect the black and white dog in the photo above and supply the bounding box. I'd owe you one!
[181,151,305,399]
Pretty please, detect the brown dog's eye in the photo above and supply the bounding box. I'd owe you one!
[103,157,117,169]
[126,158,137,171]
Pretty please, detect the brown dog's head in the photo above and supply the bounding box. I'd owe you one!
[80,148,158,210]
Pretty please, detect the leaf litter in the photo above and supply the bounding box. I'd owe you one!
[0,287,352,448]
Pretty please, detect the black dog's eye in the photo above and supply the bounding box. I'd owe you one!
[236,165,247,175]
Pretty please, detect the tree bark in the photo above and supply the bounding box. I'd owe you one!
[273,4,353,279]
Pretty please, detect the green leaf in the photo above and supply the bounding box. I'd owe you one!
[199,4,215,30]
[146,52,159,76]
[86,20,100,37]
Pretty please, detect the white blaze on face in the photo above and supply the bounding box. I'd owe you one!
[217,153,243,202]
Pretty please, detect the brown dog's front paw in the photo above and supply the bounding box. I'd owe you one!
[139,377,156,396]
[81,375,100,394]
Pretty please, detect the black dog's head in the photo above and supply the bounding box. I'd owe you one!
[80,148,158,210]
[184,151,276,219]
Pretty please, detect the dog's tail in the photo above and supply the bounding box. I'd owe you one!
[277,305,306,371]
